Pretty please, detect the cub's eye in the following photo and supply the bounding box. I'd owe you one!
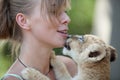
[78,36,84,42]
[78,38,83,42]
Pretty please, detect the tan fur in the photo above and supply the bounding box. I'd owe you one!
[51,34,117,80]
[21,67,50,80]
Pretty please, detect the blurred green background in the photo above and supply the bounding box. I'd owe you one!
[0,0,95,77]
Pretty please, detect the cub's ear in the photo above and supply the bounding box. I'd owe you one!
[108,46,117,62]
[87,44,106,62]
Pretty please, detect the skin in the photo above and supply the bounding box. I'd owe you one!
[5,1,77,80]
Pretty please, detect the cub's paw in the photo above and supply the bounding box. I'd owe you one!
[21,67,45,80]
[21,67,38,80]
[51,51,56,60]
[50,51,58,67]
[50,51,65,69]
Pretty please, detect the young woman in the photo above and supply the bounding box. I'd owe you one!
[0,0,77,80]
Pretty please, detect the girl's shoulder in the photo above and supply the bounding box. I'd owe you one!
[56,55,77,77]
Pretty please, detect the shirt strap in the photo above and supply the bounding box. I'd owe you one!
[0,74,24,80]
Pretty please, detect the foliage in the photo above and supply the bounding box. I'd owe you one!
[0,40,13,76]
[68,0,95,34]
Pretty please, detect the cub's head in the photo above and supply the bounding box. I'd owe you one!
[63,34,117,63]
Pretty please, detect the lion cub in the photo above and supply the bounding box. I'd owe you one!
[51,34,117,80]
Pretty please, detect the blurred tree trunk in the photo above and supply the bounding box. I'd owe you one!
[92,0,112,44]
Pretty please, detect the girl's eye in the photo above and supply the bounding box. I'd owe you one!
[65,11,69,14]
[65,11,68,13]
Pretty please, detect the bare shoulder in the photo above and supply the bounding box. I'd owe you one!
[56,55,77,77]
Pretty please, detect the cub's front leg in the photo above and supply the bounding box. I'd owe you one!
[51,52,72,80]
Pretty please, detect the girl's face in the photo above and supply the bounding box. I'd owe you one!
[28,3,71,48]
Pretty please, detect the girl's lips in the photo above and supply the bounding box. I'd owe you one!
[57,30,68,38]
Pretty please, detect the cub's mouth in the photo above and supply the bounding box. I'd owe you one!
[64,41,71,50]
[64,35,72,50]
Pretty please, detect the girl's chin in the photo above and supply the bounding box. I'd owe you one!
[53,39,66,48]
[54,43,64,48]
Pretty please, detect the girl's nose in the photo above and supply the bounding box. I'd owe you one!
[60,12,71,25]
